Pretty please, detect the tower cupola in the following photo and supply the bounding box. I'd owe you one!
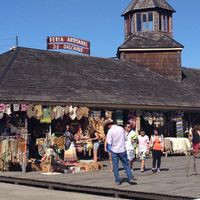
[122,0,175,40]
[118,0,184,82]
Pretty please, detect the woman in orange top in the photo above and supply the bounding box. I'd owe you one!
[150,128,164,173]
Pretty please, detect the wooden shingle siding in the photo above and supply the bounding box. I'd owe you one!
[0,47,199,110]
[121,51,182,81]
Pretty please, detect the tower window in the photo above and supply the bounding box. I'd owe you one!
[159,14,170,32]
[126,14,134,36]
[163,15,168,32]
[136,14,142,31]
[136,12,153,32]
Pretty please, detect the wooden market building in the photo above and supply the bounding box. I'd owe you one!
[0,0,200,165]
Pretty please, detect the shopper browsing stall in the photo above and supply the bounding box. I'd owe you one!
[138,129,149,172]
[64,125,77,162]
[89,130,100,162]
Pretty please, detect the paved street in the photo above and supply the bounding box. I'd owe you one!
[0,155,199,199]
[0,183,128,200]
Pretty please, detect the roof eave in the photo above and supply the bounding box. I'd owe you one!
[118,48,183,52]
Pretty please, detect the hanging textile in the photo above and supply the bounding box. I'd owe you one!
[0,104,6,113]
[13,104,20,112]
[34,105,43,119]
[21,104,28,112]
[40,107,51,124]
[5,104,11,115]
[176,117,184,137]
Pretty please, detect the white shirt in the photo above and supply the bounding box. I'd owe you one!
[138,135,149,152]
[106,125,126,153]
[125,130,136,151]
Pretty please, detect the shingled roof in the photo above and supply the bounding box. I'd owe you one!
[122,0,176,16]
[118,33,183,50]
[0,47,199,111]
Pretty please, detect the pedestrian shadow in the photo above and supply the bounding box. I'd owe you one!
[120,177,137,185]
[160,168,169,171]
[119,167,169,172]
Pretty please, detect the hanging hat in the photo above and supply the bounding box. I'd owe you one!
[69,106,77,120]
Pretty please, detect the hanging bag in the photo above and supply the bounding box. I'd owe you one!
[65,131,74,150]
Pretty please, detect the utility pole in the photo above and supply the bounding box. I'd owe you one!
[16,36,18,47]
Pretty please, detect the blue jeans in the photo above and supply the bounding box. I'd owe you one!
[111,151,134,183]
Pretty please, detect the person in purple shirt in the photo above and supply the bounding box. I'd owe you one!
[106,121,136,185]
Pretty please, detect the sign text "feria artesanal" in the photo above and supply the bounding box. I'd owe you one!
[47,36,90,48]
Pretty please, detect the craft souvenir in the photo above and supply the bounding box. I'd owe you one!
[69,106,77,120]
[76,107,83,120]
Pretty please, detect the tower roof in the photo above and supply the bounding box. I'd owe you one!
[118,33,183,49]
[122,0,176,16]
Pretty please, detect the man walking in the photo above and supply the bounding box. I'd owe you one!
[106,121,136,185]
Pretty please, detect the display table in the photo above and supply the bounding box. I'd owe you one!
[164,137,191,155]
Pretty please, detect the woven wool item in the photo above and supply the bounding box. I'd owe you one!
[18,138,25,153]
[52,136,65,150]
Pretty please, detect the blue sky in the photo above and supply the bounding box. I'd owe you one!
[0,0,199,68]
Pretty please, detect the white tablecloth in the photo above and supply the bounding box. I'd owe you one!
[164,137,191,155]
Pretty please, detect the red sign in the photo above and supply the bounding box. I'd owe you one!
[47,36,90,48]
[47,43,90,55]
